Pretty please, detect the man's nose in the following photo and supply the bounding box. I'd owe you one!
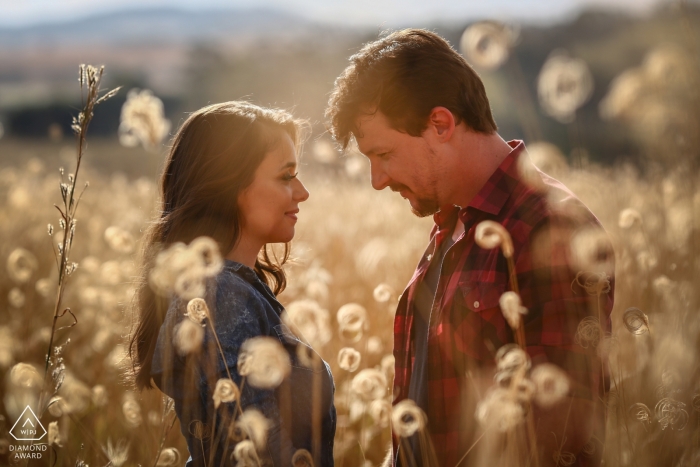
[370,161,390,191]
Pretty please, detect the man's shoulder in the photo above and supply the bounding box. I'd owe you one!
[500,168,602,248]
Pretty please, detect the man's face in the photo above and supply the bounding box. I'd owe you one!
[354,111,441,217]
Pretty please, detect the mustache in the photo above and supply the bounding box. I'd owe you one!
[389,184,409,193]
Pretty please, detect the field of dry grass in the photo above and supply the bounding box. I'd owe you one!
[1,20,700,467]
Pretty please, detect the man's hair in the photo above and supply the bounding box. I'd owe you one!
[326,28,498,148]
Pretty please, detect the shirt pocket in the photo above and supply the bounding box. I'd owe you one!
[458,281,506,313]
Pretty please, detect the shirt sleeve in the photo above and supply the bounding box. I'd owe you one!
[515,215,614,400]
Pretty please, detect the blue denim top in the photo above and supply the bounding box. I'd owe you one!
[151,260,336,466]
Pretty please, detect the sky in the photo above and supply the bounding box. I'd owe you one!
[0,0,673,28]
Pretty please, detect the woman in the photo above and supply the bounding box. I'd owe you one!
[129,102,336,467]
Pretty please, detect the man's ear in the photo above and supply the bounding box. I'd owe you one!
[427,107,456,141]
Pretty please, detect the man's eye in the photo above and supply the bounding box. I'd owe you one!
[377,152,389,159]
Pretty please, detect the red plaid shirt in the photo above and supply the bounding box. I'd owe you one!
[392,141,614,466]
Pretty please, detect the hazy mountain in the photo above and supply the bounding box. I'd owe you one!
[0,7,328,47]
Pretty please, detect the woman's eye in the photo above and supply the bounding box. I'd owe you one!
[282,172,299,181]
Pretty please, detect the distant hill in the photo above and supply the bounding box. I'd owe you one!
[0,7,328,47]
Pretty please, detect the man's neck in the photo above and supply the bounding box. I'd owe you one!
[443,132,513,208]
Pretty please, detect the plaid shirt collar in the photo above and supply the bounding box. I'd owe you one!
[431,140,525,245]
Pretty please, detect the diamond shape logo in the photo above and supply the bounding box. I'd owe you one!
[10,406,46,441]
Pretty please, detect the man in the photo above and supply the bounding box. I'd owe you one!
[326,29,614,467]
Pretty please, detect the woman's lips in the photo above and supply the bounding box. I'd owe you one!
[285,209,299,220]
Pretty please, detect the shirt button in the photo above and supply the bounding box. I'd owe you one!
[426,254,433,261]
[473,301,480,309]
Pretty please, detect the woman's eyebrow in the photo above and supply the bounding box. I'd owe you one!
[278,161,297,171]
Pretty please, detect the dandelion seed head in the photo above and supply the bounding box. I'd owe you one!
[9,362,42,389]
[92,385,108,407]
[173,319,204,356]
[236,409,271,450]
[369,399,392,428]
[337,303,368,342]
[105,438,130,467]
[344,154,368,179]
[48,421,62,447]
[367,336,384,355]
[8,287,25,308]
[351,368,387,401]
[189,420,210,440]
[552,450,576,466]
[122,394,142,427]
[538,50,594,123]
[156,448,180,466]
[213,378,240,409]
[391,399,426,437]
[189,236,224,276]
[460,21,514,70]
[283,299,331,346]
[531,363,570,408]
[573,271,611,296]
[373,283,394,303]
[636,251,658,270]
[655,397,688,430]
[570,227,615,276]
[618,208,642,229]
[174,270,206,301]
[79,255,100,274]
[292,449,314,467]
[599,68,646,120]
[474,220,514,258]
[150,239,221,298]
[691,393,700,412]
[35,278,52,298]
[495,345,531,384]
[475,387,525,432]
[338,347,362,372]
[119,88,171,151]
[628,402,652,428]
[99,260,122,286]
[381,354,396,385]
[6,248,38,284]
[499,291,528,330]
[48,396,69,417]
[104,226,135,254]
[232,439,259,466]
[623,307,649,335]
[238,337,291,388]
[312,140,337,164]
[575,316,601,349]
[186,298,209,325]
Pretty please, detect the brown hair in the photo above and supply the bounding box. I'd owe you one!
[129,101,307,390]
[326,28,498,148]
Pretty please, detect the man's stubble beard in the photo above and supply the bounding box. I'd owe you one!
[410,198,440,218]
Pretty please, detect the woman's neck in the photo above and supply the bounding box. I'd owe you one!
[225,235,262,268]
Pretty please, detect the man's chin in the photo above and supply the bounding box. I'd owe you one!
[409,199,439,218]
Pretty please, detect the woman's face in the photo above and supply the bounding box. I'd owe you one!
[237,132,309,246]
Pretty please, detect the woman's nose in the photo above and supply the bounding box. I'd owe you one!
[294,178,310,202]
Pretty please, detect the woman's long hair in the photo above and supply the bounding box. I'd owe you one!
[129,101,307,390]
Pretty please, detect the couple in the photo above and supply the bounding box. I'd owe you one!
[130,29,613,467]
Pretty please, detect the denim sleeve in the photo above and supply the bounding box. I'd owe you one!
[197,272,296,467]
